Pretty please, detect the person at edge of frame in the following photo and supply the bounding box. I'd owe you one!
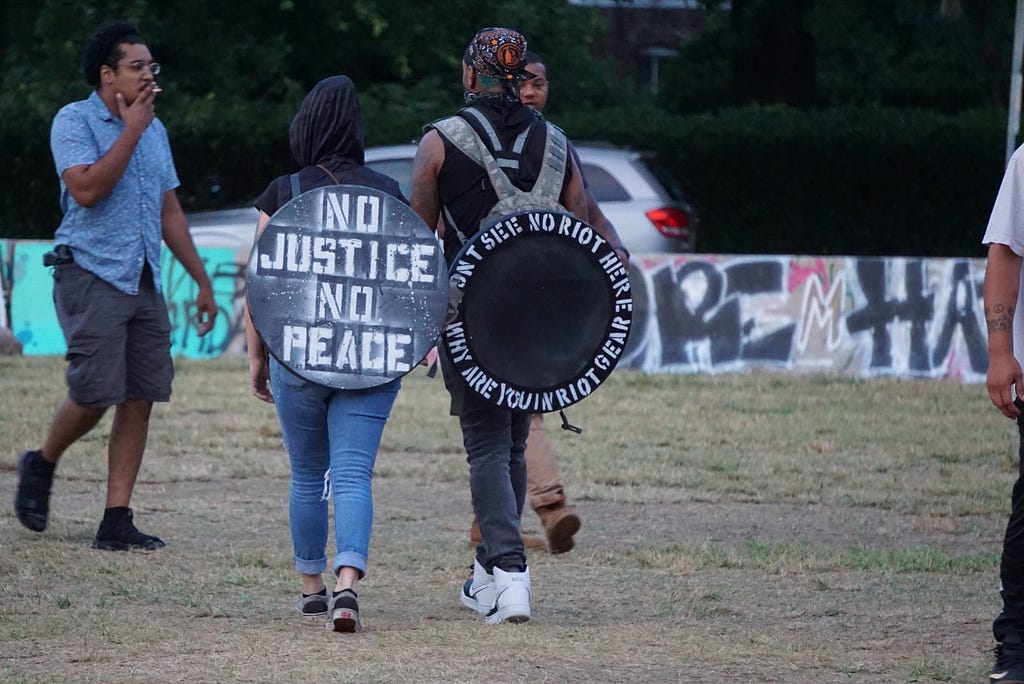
[408,26,629,625]
[984,141,1024,684]
[245,75,407,634]
[13,20,216,551]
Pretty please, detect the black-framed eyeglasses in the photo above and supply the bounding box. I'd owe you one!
[114,60,160,76]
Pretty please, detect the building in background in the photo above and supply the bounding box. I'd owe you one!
[569,0,723,93]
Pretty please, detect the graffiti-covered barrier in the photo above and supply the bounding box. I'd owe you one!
[0,240,988,382]
[625,254,985,382]
[2,239,248,359]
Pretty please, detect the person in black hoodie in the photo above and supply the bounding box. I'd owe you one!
[410,28,623,625]
[244,75,406,633]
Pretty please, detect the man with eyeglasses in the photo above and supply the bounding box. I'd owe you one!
[14,20,216,551]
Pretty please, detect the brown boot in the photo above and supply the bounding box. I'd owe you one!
[469,517,546,550]
[537,503,581,554]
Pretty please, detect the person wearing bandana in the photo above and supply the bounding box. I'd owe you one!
[410,27,622,625]
[462,50,630,556]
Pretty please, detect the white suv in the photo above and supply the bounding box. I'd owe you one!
[186,144,698,254]
[363,143,697,254]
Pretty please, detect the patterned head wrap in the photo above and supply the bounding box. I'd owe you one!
[463,27,528,82]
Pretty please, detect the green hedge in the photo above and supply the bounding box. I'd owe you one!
[3,103,1010,258]
[556,104,1006,257]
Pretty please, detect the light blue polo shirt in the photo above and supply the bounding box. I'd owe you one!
[50,90,179,294]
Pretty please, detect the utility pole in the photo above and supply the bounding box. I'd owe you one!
[1007,0,1024,166]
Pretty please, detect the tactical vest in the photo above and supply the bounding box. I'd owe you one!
[432,110,568,247]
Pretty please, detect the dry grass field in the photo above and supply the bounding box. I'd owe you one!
[0,355,1015,683]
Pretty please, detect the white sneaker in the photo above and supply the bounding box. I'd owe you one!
[460,559,495,614]
[486,566,530,624]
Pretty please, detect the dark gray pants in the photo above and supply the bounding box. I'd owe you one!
[460,406,532,572]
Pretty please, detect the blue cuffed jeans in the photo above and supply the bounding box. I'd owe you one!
[460,405,532,572]
[269,359,400,579]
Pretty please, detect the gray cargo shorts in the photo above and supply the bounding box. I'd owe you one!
[52,262,173,407]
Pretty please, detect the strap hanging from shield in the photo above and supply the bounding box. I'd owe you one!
[443,209,632,412]
[247,184,448,389]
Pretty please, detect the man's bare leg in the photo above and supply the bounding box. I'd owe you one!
[40,396,107,464]
[91,399,164,550]
[105,399,152,507]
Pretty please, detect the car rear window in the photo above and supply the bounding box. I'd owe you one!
[637,157,685,202]
[367,158,414,198]
[580,163,631,202]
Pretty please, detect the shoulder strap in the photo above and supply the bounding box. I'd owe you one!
[533,122,568,202]
[457,108,529,171]
[316,164,341,184]
[432,115,518,202]
[288,165,341,201]
[430,115,570,244]
[434,115,568,203]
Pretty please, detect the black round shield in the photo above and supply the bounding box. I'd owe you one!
[443,210,632,412]
[247,184,447,389]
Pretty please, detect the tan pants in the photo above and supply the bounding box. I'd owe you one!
[525,414,565,510]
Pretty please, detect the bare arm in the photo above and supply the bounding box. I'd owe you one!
[985,242,1023,418]
[245,211,274,403]
[563,142,628,263]
[559,153,589,224]
[161,190,215,335]
[62,87,158,207]
[409,130,444,236]
[585,190,629,264]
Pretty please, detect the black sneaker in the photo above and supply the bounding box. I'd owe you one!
[327,589,361,633]
[14,450,55,532]
[91,508,165,551]
[295,588,329,616]
[992,636,1024,683]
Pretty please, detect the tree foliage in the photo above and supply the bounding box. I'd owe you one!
[0,0,1021,252]
[662,0,1017,113]
[0,0,616,237]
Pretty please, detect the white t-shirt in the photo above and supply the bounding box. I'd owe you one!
[983,145,1024,364]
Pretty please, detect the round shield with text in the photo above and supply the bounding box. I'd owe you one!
[247,185,447,389]
[443,209,632,412]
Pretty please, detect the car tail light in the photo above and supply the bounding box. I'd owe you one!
[645,207,691,239]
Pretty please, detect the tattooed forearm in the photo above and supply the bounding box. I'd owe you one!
[987,303,1015,334]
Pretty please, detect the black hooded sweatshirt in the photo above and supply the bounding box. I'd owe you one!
[255,75,406,216]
